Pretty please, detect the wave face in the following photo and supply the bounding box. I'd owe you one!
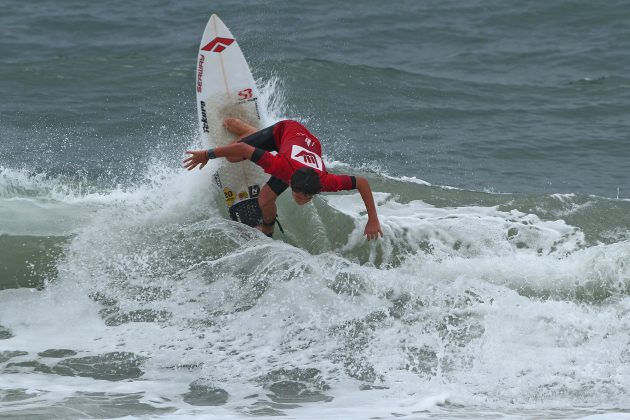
[2,0,630,418]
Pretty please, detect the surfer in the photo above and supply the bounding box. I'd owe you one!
[184,119,383,240]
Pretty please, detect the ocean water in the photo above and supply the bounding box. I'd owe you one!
[1,0,630,419]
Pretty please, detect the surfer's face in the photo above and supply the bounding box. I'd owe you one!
[292,190,314,206]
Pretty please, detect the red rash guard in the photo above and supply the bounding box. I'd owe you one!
[253,120,355,192]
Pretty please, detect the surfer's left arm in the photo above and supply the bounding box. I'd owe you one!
[184,143,256,170]
[355,176,383,241]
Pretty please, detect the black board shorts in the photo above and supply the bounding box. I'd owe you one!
[239,123,289,196]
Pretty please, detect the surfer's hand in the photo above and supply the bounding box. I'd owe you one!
[183,150,209,171]
[364,217,383,241]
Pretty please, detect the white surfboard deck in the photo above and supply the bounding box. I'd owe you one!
[196,14,269,227]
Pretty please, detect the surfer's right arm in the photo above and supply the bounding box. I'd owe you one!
[184,143,257,171]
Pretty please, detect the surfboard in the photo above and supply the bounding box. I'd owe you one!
[196,14,269,227]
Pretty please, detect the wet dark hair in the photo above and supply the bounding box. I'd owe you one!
[290,167,321,195]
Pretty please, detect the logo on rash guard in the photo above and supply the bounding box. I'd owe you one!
[201,37,234,53]
[291,145,323,170]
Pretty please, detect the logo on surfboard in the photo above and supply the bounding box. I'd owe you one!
[238,88,253,100]
[196,55,205,92]
[200,101,209,133]
[201,37,235,53]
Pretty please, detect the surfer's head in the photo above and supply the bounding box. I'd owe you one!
[291,167,320,205]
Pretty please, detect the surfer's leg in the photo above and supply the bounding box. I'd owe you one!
[258,177,289,236]
[236,123,276,150]
[224,118,258,161]
[258,185,278,236]
[226,123,277,163]
[223,118,257,162]
[224,118,257,140]
[224,121,276,162]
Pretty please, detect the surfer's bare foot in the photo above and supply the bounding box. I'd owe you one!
[223,118,256,137]
[257,224,274,237]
